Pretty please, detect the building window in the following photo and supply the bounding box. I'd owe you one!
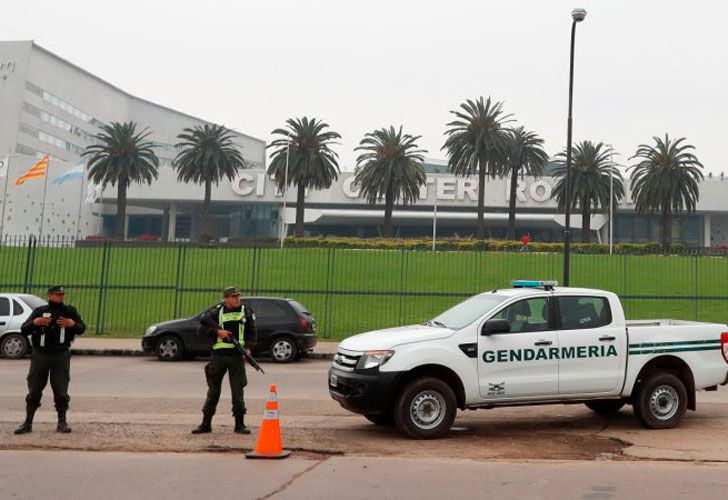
[38,130,85,155]
[19,122,39,138]
[22,101,42,118]
[25,81,43,97]
[15,144,37,156]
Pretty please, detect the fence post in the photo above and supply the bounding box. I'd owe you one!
[173,244,185,318]
[399,249,406,324]
[694,251,698,321]
[95,241,110,335]
[22,236,36,293]
[323,247,334,339]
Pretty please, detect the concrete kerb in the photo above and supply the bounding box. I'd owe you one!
[68,339,338,360]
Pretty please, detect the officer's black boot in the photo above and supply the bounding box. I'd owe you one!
[57,409,72,433]
[14,406,37,435]
[234,415,250,434]
[191,413,213,434]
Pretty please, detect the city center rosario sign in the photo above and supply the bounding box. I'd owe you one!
[231,172,556,206]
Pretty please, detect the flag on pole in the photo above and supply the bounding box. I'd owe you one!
[0,155,8,178]
[13,156,49,185]
[52,160,85,185]
[85,183,103,204]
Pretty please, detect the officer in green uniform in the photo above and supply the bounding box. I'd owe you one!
[191,286,257,435]
[15,285,86,434]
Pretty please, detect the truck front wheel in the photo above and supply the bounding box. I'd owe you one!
[633,373,688,429]
[394,377,457,439]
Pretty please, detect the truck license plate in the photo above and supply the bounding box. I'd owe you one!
[329,373,338,387]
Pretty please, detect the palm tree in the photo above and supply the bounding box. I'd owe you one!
[552,141,623,243]
[173,124,247,241]
[353,126,427,237]
[267,117,341,237]
[84,122,159,240]
[629,135,704,246]
[500,126,549,240]
[443,96,512,239]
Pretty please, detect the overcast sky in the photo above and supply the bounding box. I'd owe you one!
[5,0,727,173]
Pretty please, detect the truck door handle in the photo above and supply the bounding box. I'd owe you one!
[534,340,552,346]
[0,321,6,326]
[599,336,616,342]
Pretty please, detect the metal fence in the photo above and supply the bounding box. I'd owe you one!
[1,237,728,338]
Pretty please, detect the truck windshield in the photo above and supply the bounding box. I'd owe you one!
[427,294,507,330]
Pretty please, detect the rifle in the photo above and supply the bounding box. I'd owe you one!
[230,336,265,374]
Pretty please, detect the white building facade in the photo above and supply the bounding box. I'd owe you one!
[1,41,726,246]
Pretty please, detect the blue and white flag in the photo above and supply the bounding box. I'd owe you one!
[52,160,85,185]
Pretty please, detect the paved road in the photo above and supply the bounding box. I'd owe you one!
[2,450,728,500]
[2,356,728,461]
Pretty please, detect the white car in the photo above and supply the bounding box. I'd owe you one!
[329,280,728,439]
[0,293,47,359]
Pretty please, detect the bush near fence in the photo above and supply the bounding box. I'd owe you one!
[285,236,687,254]
[1,237,727,341]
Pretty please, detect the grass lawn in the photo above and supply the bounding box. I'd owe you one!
[1,245,727,341]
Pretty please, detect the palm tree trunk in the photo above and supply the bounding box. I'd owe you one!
[581,195,591,243]
[507,166,518,241]
[115,181,127,241]
[476,165,486,240]
[662,206,672,247]
[202,180,212,240]
[295,182,306,237]
[383,185,394,237]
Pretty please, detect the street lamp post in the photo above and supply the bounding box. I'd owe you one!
[562,7,587,286]
[609,145,614,255]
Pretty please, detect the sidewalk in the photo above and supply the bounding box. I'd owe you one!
[70,337,338,359]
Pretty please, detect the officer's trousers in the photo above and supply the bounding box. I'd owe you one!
[201,351,247,417]
[25,350,71,411]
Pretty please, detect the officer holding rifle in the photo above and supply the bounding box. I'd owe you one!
[191,286,258,435]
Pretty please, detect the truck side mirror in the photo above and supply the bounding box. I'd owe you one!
[482,319,510,336]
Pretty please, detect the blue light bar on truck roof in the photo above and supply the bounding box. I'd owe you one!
[511,280,558,290]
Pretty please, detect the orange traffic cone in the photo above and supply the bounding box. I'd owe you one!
[245,384,291,459]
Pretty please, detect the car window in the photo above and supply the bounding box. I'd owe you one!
[491,298,550,333]
[430,294,507,330]
[288,300,311,315]
[13,299,24,315]
[19,295,47,309]
[251,301,291,321]
[557,296,611,330]
[0,297,9,316]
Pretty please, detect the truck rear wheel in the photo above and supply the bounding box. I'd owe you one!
[633,373,687,429]
[585,399,626,415]
[394,377,457,439]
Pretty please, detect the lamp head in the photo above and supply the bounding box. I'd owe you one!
[572,8,587,22]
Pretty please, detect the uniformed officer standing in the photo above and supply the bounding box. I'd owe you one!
[191,286,257,435]
[15,285,86,434]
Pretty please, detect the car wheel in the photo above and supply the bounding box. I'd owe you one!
[633,373,688,429]
[156,334,185,362]
[585,399,626,415]
[1,334,29,359]
[270,336,298,363]
[394,377,457,439]
[365,413,394,426]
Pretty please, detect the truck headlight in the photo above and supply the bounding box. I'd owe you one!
[358,350,394,370]
[144,326,157,336]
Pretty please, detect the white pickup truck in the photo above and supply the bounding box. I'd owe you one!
[329,281,728,439]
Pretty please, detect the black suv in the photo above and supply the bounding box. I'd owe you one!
[141,297,317,363]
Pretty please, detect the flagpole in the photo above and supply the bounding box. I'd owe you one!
[38,160,50,240]
[75,164,86,240]
[0,152,11,243]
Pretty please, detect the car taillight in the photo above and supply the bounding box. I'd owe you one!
[722,332,728,364]
[299,317,310,332]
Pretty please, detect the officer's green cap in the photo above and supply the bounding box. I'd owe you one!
[48,285,66,294]
[222,286,241,297]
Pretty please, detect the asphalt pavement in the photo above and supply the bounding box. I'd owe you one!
[2,451,728,500]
